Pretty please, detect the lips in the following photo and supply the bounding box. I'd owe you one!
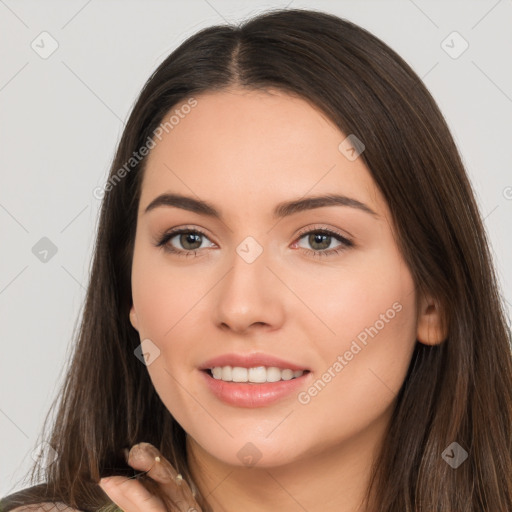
[199,352,310,372]
[199,366,312,407]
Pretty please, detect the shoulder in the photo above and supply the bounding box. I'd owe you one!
[9,504,82,512]
[1,486,83,512]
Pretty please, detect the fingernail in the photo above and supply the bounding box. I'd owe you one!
[123,448,130,461]
[100,477,112,485]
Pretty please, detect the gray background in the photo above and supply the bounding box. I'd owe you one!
[1,0,511,497]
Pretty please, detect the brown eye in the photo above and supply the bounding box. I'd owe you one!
[176,232,203,250]
[304,232,335,251]
[294,227,354,258]
[156,228,215,256]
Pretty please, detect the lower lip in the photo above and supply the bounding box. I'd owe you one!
[199,369,311,408]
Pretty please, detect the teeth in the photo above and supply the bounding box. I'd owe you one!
[210,366,305,383]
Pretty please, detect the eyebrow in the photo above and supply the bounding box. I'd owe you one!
[143,192,379,219]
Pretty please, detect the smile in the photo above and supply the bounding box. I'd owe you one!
[200,367,312,408]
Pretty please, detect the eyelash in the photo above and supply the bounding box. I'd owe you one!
[155,224,354,259]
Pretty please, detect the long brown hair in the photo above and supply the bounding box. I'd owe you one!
[2,8,511,512]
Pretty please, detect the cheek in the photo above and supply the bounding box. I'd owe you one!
[295,254,416,354]
[295,249,418,432]
[131,244,206,339]
[130,248,205,416]
[130,246,211,398]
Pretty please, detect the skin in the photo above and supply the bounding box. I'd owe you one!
[99,87,446,511]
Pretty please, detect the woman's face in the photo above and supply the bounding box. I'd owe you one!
[129,87,419,470]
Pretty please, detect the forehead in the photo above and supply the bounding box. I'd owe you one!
[138,87,386,220]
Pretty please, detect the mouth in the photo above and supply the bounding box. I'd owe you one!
[202,367,311,383]
[199,367,312,408]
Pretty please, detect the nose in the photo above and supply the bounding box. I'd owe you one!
[213,243,285,334]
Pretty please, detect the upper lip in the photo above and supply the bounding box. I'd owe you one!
[199,353,311,372]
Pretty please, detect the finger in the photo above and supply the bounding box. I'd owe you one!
[127,442,194,491]
[99,475,166,512]
[126,442,201,511]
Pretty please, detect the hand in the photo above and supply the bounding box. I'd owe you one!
[98,442,203,512]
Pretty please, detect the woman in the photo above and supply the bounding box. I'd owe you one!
[1,7,511,512]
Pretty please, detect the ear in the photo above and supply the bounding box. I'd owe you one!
[129,304,139,332]
[416,293,447,346]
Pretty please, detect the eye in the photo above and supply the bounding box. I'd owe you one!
[155,227,215,257]
[155,224,354,259]
[293,225,354,258]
